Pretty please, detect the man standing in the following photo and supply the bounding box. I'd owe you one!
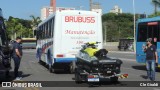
[13,37,23,80]
[143,38,158,81]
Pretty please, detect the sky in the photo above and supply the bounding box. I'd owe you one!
[0,0,157,19]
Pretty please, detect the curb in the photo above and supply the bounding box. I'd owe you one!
[109,51,136,54]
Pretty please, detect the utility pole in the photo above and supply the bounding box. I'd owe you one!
[90,0,93,11]
[133,0,136,52]
[103,22,107,45]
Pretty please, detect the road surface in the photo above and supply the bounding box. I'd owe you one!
[0,50,159,90]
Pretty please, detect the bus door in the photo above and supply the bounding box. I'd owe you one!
[147,22,160,64]
[147,22,160,63]
[147,22,159,47]
[136,21,159,63]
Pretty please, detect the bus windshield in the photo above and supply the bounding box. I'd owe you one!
[137,22,160,42]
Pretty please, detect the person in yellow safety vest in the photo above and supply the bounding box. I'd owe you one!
[84,42,99,57]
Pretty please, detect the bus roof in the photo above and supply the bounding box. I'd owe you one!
[38,10,100,27]
[137,16,160,23]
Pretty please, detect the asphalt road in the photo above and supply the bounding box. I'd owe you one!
[0,49,160,90]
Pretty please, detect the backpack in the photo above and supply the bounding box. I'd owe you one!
[9,40,16,56]
[0,46,11,68]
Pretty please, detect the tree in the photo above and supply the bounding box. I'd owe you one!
[5,16,33,39]
[102,13,134,42]
[30,15,41,28]
[30,15,41,37]
[148,11,160,17]
[6,16,19,39]
[152,0,160,15]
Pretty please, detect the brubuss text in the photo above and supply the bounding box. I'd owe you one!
[65,30,95,35]
[65,16,95,23]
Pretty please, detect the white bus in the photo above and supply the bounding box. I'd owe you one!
[36,10,103,73]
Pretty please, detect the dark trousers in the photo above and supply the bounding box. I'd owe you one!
[13,56,21,78]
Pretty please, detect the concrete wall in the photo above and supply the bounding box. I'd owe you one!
[103,42,119,51]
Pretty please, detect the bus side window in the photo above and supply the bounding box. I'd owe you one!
[52,18,54,38]
[49,20,52,38]
[45,23,47,39]
[138,23,147,42]
[50,19,53,38]
[43,25,45,39]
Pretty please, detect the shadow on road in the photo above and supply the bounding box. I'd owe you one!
[0,71,31,83]
[140,75,148,79]
[53,70,71,74]
[132,65,146,71]
[38,61,71,74]
[132,65,160,72]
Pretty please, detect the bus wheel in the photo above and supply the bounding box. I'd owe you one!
[47,50,53,73]
[75,68,82,84]
[38,60,43,64]
[49,64,53,73]
[70,61,76,74]
[37,49,42,63]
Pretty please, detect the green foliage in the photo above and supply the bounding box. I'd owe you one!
[148,11,160,18]
[102,13,134,42]
[5,15,41,40]
[151,0,160,14]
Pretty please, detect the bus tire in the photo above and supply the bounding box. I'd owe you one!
[75,68,82,84]
[70,61,76,74]
[47,50,53,73]
[38,60,43,64]
[37,49,42,63]
[49,64,53,73]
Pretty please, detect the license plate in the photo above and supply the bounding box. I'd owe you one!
[107,71,111,73]
[88,78,99,82]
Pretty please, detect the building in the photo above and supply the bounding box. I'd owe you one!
[41,0,56,21]
[91,2,102,15]
[41,0,75,21]
[109,5,122,14]
[50,0,56,12]
[56,7,75,12]
[41,7,75,21]
[41,7,49,21]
